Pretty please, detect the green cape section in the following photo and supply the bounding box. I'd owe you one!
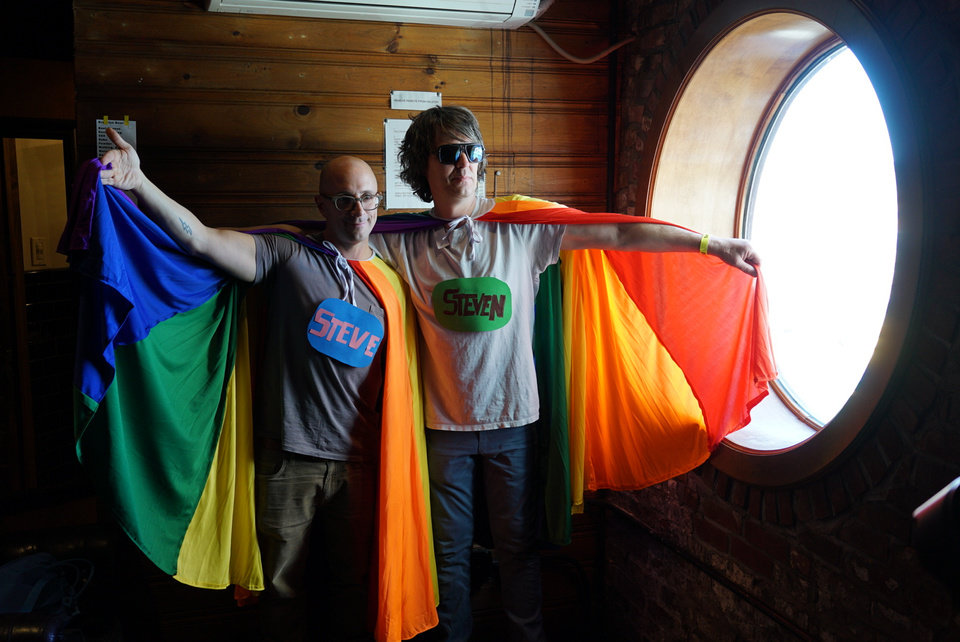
[534,265,573,545]
[76,284,241,574]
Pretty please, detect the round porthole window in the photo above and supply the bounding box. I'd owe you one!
[743,46,897,434]
[644,6,921,485]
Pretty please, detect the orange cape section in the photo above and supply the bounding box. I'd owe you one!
[352,259,438,641]
[478,196,776,504]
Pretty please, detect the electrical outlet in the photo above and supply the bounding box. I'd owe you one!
[30,237,47,266]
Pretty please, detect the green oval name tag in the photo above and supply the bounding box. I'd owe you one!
[431,277,512,332]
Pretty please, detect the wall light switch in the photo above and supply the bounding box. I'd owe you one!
[30,237,47,266]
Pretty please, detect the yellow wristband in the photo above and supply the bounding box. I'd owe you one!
[699,233,710,255]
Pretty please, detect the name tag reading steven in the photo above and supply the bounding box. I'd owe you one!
[307,298,383,367]
[431,277,512,332]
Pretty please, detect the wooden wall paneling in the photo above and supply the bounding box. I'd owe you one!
[75,2,612,60]
[73,52,610,106]
[75,98,606,156]
[139,152,607,194]
[74,0,614,224]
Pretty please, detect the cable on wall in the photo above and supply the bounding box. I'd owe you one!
[527,21,635,64]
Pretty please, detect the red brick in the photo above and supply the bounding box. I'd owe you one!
[696,462,717,486]
[776,490,795,527]
[924,305,958,348]
[798,530,844,570]
[808,481,833,520]
[917,424,960,465]
[678,481,699,509]
[793,488,815,522]
[887,0,923,41]
[639,25,666,50]
[763,490,777,523]
[693,513,730,553]
[876,417,907,462]
[915,329,949,374]
[747,487,763,521]
[744,519,790,565]
[858,501,911,544]
[712,470,731,500]
[649,3,677,26]
[728,479,748,509]
[826,472,851,514]
[731,535,774,578]
[901,365,939,418]
[789,548,812,576]
[677,9,693,42]
[914,462,960,509]
[701,496,741,533]
[841,461,869,501]
[839,519,889,562]
[859,440,891,487]
[890,395,922,434]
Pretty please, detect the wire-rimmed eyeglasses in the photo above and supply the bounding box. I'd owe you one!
[316,192,382,211]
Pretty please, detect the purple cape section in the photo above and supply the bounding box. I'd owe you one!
[279,212,445,236]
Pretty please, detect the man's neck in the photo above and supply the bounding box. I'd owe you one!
[340,245,374,261]
[321,236,373,261]
[432,193,481,220]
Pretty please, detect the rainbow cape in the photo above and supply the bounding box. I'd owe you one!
[59,159,437,641]
[372,195,777,545]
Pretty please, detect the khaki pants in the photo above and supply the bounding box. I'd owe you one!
[255,449,376,641]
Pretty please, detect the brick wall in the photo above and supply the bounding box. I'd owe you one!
[603,0,960,639]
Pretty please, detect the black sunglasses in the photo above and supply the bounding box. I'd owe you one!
[436,143,485,165]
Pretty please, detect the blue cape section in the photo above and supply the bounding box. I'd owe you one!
[60,159,229,405]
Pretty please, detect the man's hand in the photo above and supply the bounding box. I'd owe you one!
[709,237,761,277]
[99,127,144,192]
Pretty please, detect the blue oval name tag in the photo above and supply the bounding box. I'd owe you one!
[307,298,384,367]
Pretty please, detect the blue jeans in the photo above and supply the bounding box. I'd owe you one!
[255,449,376,641]
[426,425,545,642]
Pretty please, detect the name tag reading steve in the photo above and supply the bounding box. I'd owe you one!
[307,298,383,367]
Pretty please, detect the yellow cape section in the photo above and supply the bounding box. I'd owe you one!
[175,311,263,591]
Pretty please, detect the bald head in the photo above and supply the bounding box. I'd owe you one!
[319,156,377,195]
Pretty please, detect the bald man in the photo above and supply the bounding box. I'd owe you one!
[100,130,388,641]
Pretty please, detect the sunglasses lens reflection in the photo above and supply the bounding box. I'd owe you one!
[438,144,484,164]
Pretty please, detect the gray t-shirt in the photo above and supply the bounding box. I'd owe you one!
[370,215,564,430]
[252,233,384,461]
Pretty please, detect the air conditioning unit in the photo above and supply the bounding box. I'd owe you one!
[203,0,544,29]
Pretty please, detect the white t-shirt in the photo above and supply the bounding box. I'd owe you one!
[371,208,564,430]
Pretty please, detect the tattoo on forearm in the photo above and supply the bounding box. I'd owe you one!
[179,218,193,236]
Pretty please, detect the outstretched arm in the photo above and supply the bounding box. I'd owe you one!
[560,221,760,277]
[99,128,257,282]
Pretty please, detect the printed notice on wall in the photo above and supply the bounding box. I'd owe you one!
[390,91,442,111]
[384,118,431,211]
[96,118,137,157]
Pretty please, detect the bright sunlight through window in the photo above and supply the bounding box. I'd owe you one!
[746,47,898,427]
